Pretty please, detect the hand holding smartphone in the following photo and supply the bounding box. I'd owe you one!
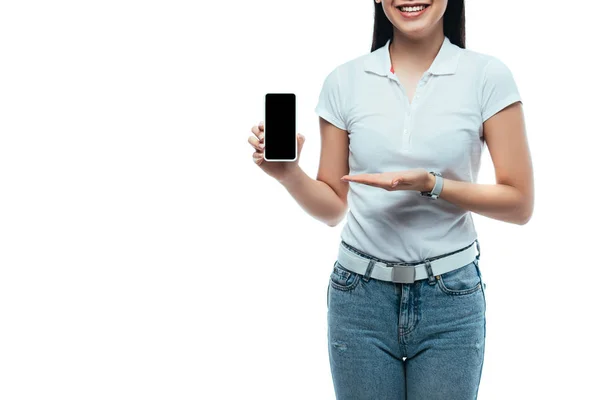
[263,93,297,162]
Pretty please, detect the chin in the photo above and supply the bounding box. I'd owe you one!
[394,25,435,40]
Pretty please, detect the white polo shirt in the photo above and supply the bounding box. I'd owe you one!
[315,36,522,262]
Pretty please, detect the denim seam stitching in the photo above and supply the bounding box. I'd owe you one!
[437,279,482,296]
[332,261,351,280]
[329,276,361,291]
[329,266,361,291]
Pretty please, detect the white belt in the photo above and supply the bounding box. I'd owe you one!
[336,240,479,284]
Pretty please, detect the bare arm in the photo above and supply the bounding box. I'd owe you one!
[434,102,534,225]
[279,117,349,227]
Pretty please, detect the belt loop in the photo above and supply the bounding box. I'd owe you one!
[475,239,481,264]
[362,259,375,282]
[424,259,436,286]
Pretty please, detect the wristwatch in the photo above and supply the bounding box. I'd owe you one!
[420,171,443,199]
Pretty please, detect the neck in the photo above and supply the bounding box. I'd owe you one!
[389,29,445,74]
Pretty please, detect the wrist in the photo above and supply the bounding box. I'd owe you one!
[278,165,304,186]
[425,172,436,192]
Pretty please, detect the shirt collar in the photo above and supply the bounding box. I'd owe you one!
[363,35,461,77]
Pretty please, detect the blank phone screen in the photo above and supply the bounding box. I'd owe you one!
[265,93,296,161]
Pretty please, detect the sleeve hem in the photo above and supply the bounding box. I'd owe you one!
[482,94,522,123]
[315,106,347,131]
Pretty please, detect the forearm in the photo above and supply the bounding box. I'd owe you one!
[279,167,346,227]
[434,176,532,225]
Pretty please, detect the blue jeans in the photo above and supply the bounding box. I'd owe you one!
[327,240,487,400]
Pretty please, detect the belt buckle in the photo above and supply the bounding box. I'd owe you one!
[392,265,415,283]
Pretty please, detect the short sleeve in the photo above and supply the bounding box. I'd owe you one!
[480,56,522,123]
[314,67,347,131]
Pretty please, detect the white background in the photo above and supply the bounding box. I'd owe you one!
[1,0,599,399]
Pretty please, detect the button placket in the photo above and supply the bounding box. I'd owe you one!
[402,74,430,149]
[402,105,411,148]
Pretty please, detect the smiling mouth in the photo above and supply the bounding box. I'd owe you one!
[396,4,430,13]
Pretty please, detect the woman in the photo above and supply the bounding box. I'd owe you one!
[248,0,533,398]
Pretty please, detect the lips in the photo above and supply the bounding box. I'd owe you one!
[396,3,430,9]
[396,4,430,18]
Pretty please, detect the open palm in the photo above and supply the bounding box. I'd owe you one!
[341,168,432,192]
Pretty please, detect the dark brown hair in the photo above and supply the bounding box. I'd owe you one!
[371,1,466,52]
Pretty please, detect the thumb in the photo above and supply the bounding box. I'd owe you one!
[297,133,306,153]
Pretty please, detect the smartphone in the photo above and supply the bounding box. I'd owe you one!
[263,93,296,162]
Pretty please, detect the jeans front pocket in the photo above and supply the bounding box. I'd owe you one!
[437,261,482,296]
[329,260,361,291]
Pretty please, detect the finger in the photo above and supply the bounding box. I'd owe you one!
[373,182,391,190]
[351,181,387,190]
[251,125,265,141]
[296,133,304,154]
[343,173,369,181]
[253,151,264,165]
[354,178,387,188]
[248,136,265,152]
[343,176,370,184]
[258,121,264,132]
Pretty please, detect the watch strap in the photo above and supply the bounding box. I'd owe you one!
[430,173,443,199]
[420,171,443,199]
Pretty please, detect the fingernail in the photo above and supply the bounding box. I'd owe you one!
[259,143,264,148]
[259,134,264,141]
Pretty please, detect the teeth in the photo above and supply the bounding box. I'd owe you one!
[399,5,427,12]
